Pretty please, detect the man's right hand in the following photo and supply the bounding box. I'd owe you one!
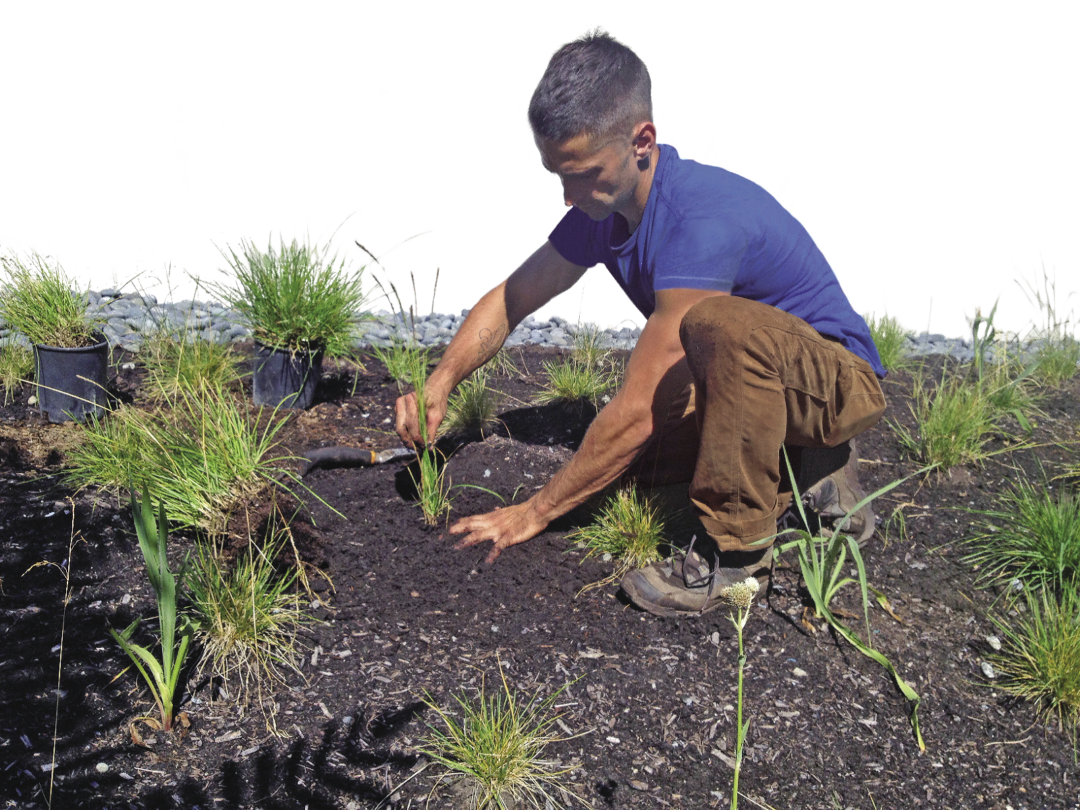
[394,389,447,447]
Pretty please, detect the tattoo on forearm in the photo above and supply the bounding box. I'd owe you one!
[477,325,507,363]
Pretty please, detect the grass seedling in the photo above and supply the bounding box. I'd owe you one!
[569,487,670,591]
[775,450,926,750]
[442,367,501,436]
[24,502,81,806]
[0,342,33,404]
[0,252,102,348]
[537,325,618,409]
[184,528,306,707]
[990,585,1080,733]
[373,338,432,388]
[720,577,760,810]
[420,663,580,810]
[109,489,192,732]
[965,476,1080,592]
[385,330,454,526]
[865,313,911,372]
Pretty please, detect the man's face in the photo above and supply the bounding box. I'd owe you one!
[536,132,639,221]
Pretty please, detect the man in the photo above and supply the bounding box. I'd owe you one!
[395,31,886,616]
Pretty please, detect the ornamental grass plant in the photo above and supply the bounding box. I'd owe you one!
[183,526,307,707]
[140,329,242,401]
[420,664,579,810]
[892,373,999,470]
[65,383,300,535]
[208,237,368,357]
[569,487,670,590]
[965,477,1080,592]
[865,312,912,372]
[0,252,102,348]
[990,585,1080,732]
[536,326,618,410]
[1032,338,1080,387]
[0,343,33,404]
[441,367,501,436]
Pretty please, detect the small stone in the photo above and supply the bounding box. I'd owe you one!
[630,780,649,791]
[606,736,621,744]
[27,395,37,406]
[981,661,996,680]
[986,635,1002,651]
[793,667,809,678]
[96,763,109,773]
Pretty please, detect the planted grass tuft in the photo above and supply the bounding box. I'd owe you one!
[1032,338,1080,387]
[420,664,579,810]
[184,524,307,706]
[966,478,1080,591]
[0,343,33,405]
[141,330,241,400]
[569,487,669,590]
[442,368,501,436]
[892,373,998,470]
[865,313,911,371]
[991,586,1080,732]
[537,325,617,410]
[65,384,299,535]
[372,339,431,388]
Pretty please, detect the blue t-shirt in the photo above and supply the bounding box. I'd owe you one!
[548,145,885,378]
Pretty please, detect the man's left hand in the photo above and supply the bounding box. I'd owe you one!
[449,500,548,563]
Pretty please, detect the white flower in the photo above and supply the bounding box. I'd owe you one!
[721,577,760,610]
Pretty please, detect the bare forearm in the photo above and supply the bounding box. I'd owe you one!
[427,284,514,399]
[529,394,654,523]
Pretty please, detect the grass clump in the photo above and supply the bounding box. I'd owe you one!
[208,237,368,357]
[865,313,911,371]
[537,325,617,410]
[569,488,669,589]
[892,373,998,470]
[0,252,102,348]
[65,385,297,535]
[1031,337,1080,387]
[420,665,579,810]
[966,478,1080,592]
[990,586,1080,732]
[184,528,306,704]
[141,331,241,400]
[0,343,33,404]
[442,368,501,436]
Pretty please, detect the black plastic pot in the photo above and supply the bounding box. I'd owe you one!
[252,342,324,409]
[33,333,110,423]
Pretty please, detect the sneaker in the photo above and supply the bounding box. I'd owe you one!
[620,537,772,617]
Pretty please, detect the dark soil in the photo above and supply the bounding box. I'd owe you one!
[2,346,1079,810]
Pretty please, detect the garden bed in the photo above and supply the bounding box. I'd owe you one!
[1,345,1079,809]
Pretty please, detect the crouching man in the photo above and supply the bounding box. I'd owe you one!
[394,31,886,616]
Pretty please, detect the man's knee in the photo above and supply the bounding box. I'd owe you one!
[679,295,763,372]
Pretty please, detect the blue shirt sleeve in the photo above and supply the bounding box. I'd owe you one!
[548,208,610,268]
[652,216,747,294]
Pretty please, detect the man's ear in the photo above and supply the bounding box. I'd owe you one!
[630,122,656,168]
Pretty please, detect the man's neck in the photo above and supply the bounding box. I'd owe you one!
[620,144,660,233]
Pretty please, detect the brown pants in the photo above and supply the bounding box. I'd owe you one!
[627,296,886,552]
